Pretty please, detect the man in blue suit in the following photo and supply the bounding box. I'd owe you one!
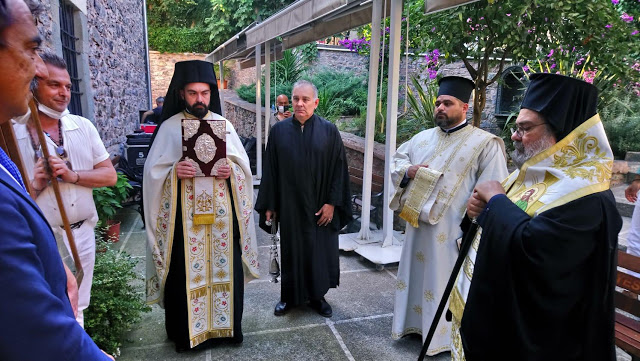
[0,0,114,360]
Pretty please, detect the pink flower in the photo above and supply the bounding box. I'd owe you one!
[605,24,612,28]
[523,65,529,72]
[612,0,619,4]
[467,17,472,23]
[633,30,640,35]
[506,13,511,17]
[621,13,634,23]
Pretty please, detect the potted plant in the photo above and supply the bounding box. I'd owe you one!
[84,237,150,356]
[93,172,132,243]
[214,61,232,89]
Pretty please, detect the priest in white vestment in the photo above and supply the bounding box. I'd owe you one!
[390,76,508,356]
[144,61,259,352]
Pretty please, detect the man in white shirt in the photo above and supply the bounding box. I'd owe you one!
[14,51,117,328]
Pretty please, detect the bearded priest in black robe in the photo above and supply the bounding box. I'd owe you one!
[449,73,622,361]
[255,80,352,318]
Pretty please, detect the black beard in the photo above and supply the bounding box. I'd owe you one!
[434,113,457,129]
[185,102,208,119]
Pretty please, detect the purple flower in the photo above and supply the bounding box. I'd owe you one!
[433,49,440,58]
[633,30,640,35]
[550,63,556,69]
[431,27,436,32]
[612,0,619,4]
[523,65,529,72]
[547,49,554,57]
[622,13,634,23]
[605,24,612,28]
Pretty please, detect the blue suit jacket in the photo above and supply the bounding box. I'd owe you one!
[0,170,110,360]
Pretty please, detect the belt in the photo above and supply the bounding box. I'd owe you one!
[60,219,85,230]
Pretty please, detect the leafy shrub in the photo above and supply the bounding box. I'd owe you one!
[93,173,132,222]
[601,91,640,159]
[84,238,150,356]
[396,76,438,145]
[148,26,214,53]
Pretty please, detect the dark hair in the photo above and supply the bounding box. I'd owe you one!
[40,51,67,69]
[0,0,43,47]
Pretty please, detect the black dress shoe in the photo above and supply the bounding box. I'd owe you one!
[274,301,289,316]
[309,297,332,318]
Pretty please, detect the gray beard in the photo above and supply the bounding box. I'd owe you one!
[511,135,555,168]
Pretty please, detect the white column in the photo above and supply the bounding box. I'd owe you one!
[218,60,225,117]
[357,0,383,241]
[264,40,271,145]
[382,0,402,247]
[255,44,262,179]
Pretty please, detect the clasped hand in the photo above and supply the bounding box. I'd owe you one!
[33,156,76,190]
[176,159,230,180]
[466,181,506,219]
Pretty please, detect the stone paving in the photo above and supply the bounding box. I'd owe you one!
[107,189,636,361]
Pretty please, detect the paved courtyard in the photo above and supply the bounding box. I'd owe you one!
[106,185,637,361]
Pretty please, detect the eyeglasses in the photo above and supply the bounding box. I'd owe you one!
[511,123,546,137]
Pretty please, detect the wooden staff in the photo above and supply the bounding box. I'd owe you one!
[418,220,479,361]
[0,121,35,198]
[28,99,84,286]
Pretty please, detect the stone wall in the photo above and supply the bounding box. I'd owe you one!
[88,0,149,154]
[35,1,150,155]
[148,51,209,103]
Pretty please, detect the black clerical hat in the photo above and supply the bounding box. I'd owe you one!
[521,73,598,140]
[159,60,222,124]
[437,76,475,103]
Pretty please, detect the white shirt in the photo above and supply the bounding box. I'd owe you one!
[14,114,110,226]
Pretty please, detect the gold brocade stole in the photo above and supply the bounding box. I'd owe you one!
[182,177,234,348]
[397,127,495,227]
[448,114,614,360]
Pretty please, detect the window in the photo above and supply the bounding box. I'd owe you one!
[495,66,527,117]
[59,1,83,116]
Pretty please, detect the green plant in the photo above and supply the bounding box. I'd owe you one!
[271,49,307,84]
[148,26,214,53]
[85,238,150,356]
[397,76,438,144]
[93,172,132,222]
[601,89,640,158]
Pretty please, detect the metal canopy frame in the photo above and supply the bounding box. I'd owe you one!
[203,0,479,268]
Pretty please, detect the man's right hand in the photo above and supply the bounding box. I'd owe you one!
[283,110,292,118]
[266,210,277,222]
[626,179,640,202]
[32,157,49,191]
[176,160,196,179]
[407,164,429,179]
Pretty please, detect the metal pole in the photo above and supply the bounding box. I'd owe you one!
[382,0,402,247]
[264,40,271,144]
[255,44,262,179]
[219,60,225,117]
[357,0,383,241]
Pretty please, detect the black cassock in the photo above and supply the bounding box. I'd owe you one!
[461,191,621,361]
[256,114,352,306]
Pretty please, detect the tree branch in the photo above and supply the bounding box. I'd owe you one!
[488,48,510,86]
[462,57,478,80]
